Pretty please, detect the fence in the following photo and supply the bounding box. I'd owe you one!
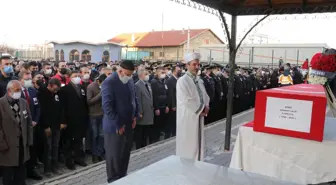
[200,45,325,68]
[16,48,54,60]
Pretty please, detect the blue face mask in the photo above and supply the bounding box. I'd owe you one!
[3,66,13,74]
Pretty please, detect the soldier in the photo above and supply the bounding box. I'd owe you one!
[201,65,215,124]
[211,64,224,121]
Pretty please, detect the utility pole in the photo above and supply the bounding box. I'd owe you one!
[187,27,190,52]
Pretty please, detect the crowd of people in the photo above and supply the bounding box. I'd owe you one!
[0,52,305,185]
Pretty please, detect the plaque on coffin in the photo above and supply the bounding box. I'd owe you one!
[254,84,327,141]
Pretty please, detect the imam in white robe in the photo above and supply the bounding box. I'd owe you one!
[176,72,210,161]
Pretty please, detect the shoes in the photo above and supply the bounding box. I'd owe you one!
[27,170,43,180]
[44,172,53,178]
[74,160,87,167]
[52,168,63,175]
[66,160,76,170]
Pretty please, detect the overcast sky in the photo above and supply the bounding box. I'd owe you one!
[1,0,336,48]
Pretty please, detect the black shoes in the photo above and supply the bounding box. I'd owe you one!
[27,170,43,180]
[74,160,87,167]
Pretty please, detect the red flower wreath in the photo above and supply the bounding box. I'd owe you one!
[310,53,336,72]
[301,60,309,70]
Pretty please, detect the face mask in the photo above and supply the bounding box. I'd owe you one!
[71,77,81,85]
[60,68,67,75]
[83,74,90,80]
[24,80,33,88]
[99,85,102,89]
[119,75,131,84]
[45,69,52,75]
[160,74,166,79]
[177,71,182,77]
[3,66,13,74]
[197,70,201,76]
[216,71,222,76]
[12,91,21,100]
[167,71,172,76]
[144,75,149,81]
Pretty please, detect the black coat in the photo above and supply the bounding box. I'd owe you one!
[59,83,89,138]
[150,77,168,110]
[0,73,18,98]
[211,73,223,101]
[38,85,64,130]
[202,75,215,102]
[166,76,177,109]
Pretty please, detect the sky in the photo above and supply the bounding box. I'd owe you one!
[1,0,336,48]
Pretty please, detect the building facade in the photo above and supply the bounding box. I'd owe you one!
[108,29,224,61]
[51,41,123,63]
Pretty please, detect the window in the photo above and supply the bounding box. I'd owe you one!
[160,52,164,57]
[150,52,154,57]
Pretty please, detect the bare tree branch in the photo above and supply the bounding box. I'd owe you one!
[218,10,232,48]
[236,14,270,51]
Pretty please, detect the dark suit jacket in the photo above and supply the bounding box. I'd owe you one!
[102,73,138,134]
[21,87,40,123]
[0,95,33,166]
[59,82,89,138]
[166,76,177,109]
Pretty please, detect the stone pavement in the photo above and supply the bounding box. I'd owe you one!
[29,108,255,185]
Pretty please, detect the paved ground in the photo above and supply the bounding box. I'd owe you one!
[27,108,255,185]
[5,107,331,185]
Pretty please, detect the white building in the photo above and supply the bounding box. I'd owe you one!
[200,43,329,68]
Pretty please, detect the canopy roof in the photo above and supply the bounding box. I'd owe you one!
[191,0,336,15]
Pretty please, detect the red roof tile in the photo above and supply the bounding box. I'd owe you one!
[108,29,223,47]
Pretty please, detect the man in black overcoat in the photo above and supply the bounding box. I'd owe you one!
[59,70,89,170]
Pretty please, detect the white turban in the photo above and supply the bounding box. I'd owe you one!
[183,52,201,64]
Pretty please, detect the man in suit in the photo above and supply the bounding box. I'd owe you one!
[166,65,181,138]
[18,70,43,180]
[35,78,65,177]
[0,80,33,185]
[102,60,138,183]
[59,70,88,170]
[150,67,169,141]
[134,68,154,149]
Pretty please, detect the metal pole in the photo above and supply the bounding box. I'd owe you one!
[271,49,274,68]
[248,49,251,68]
[224,15,237,151]
[296,50,299,66]
[209,49,212,64]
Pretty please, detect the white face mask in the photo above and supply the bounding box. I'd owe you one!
[24,80,33,88]
[45,69,52,75]
[160,74,166,79]
[216,71,222,76]
[144,75,149,81]
[119,75,132,84]
[197,70,201,76]
[83,74,90,80]
[12,92,21,100]
[71,77,81,85]
[167,71,172,76]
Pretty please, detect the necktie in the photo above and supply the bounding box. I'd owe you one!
[23,89,30,105]
[145,83,150,94]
